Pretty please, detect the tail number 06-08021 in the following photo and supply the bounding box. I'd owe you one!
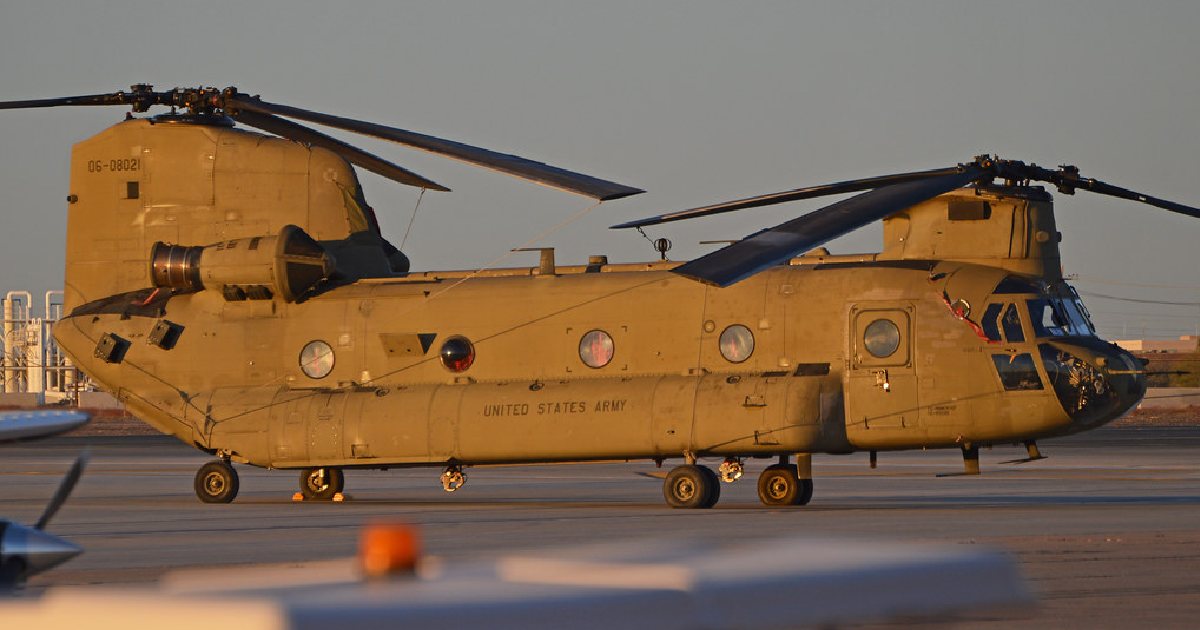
[86,158,140,173]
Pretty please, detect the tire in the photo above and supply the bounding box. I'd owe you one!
[195,460,239,504]
[299,467,344,501]
[663,464,718,509]
[795,477,814,506]
[757,463,801,507]
[698,464,721,508]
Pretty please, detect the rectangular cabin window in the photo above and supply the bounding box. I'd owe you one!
[991,353,1044,391]
[947,199,991,221]
[125,181,140,200]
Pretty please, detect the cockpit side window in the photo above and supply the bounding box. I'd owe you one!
[981,303,1003,342]
[1002,304,1025,342]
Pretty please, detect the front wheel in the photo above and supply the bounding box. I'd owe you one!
[195,460,239,504]
[299,467,344,501]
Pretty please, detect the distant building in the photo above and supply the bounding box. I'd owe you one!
[2,290,88,406]
[1114,335,1199,353]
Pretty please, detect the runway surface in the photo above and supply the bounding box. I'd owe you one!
[3,426,1199,627]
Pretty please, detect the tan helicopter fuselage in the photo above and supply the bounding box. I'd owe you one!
[53,119,1144,471]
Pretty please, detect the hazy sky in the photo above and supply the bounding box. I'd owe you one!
[1,1,1197,339]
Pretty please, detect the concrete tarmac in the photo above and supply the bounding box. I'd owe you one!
[2,426,1199,628]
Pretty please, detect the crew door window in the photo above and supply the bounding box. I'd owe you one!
[1001,304,1025,342]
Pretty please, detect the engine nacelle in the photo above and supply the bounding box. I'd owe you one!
[150,224,334,303]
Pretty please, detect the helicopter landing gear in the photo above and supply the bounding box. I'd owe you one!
[663,464,720,509]
[1002,440,1047,464]
[757,454,813,507]
[961,444,981,475]
[940,444,983,477]
[441,464,467,492]
[299,467,344,501]
[194,459,239,504]
[718,457,744,483]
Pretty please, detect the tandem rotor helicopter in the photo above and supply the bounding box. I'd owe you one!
[2,84,1196,509]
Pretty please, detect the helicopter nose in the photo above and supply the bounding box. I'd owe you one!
[0,521,82,584]
[1040,341,1147,430]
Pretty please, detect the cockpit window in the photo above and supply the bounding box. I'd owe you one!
[1061,299,1096,336]
[994,276,1042,294]
[981,304,1003,342]
[1027,299,1071,337]
[991,353,1044,390]
[982,302,1034,343]
[1027,297,1095,337]
[1002,304,1025,342]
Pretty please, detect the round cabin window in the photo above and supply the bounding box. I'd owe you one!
[579,330,614,368]
[863,319,900,358]
[299,340,335,379]
[719,324,755,363]
[440,335,476,372]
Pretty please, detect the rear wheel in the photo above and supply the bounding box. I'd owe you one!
[663,464,719,509]
[757,463,804,507]
[299,467,344,501]
[195,460,239,504]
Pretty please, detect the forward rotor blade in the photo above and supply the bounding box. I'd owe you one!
[674,168,982,287]
[612,166,963,229]
[0,92,133,110]
[35,451,89,530]
[233,110,449,192]
[228,94,644,201]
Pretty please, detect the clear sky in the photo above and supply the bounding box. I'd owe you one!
[1,1,1196,339]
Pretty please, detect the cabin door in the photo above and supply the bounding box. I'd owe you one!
[844,304,919,447]
[306,391,346,461]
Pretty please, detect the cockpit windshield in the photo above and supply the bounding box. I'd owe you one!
[1027,294,1095,337]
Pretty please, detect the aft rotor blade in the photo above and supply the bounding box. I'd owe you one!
[228,94,644,201]
[0,92,134,110]
[1057,174,1200,219]
[611,166,963,229]
[35,451,89,530]
[233,110,449,192]
[674,168,982,287]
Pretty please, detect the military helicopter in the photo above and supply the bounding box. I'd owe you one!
[2,85,1195,509]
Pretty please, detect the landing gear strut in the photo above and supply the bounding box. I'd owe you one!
[939,444,983,477]
[663,464,720,509]
[1002,440,1048,464]
[299,467,344,501]
[194,459,239,504]
[962,444,981,475]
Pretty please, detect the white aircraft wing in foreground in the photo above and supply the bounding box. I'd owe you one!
[0,410,89,443]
